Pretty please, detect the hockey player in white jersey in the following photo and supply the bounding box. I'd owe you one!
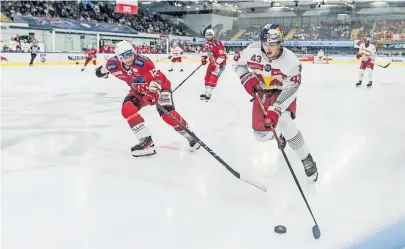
[232,24,318,181]
[168,45,184,72]
[316,49,325,64]
[356,37,377,87]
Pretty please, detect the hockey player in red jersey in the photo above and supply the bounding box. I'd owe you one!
[95,41,201,157]
[200,29,227,102]
[81,45,97,71]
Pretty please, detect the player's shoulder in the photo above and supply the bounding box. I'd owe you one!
[134,54,154,68]
[241,42,261,55]
[279,48,301,74]
[135,54,151,62]
[106,56,120,71]
[280,47,299,62]
[216,39,224,45]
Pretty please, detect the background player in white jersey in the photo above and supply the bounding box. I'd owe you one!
[168,44,184,72]
[232,24,318,181]
[316,49,325,64]
[356,37,377,87]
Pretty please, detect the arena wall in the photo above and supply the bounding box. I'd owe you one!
[1,52,405,66]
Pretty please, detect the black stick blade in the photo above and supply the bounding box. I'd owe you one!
[312,225,321,239]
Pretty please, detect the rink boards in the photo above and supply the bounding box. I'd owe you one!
[1,52,405,66]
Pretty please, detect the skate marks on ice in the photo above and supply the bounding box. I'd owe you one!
[1,91,242,173]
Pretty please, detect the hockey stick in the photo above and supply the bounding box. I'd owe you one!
[172,64,203,93]
[255,95,321,239]
[377,62,390,68]
[156,103,267,192]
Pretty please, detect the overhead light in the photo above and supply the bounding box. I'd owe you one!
[224,3,228,5]
[232,9,237,11]
[237,10,242,12]
[177,3,182,7]
[142,1,151,4]
[186,6,191,8]
[195,7,199,9]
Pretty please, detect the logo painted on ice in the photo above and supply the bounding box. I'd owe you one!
[264,64,272,72]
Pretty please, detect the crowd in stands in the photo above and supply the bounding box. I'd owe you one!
[292,21,351,40]
[374,20,405,41]
[1,1,186,36]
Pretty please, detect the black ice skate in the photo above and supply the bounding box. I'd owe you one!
[356,80,362,87]
[180,69,184,72]
[178,128,201,151]
[186,135,201,150]
[168,69,173,72]
[367,81,372,88]
[302,154,318,182]
[200,93,211,102]
[131,136,156,157]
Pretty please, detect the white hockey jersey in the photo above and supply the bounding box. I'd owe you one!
[171,46,183,58]
[233,42,302,112]
[22,42,30,52]
[317,49,324,57]
[359,43,377,63]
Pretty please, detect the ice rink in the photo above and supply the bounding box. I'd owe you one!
[1,62,405,249]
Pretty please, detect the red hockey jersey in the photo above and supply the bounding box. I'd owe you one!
[104,54,171,94]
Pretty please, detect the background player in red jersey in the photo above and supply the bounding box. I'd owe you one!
[81,45,97,71]
[106,44,115,53]
[95,41,200,157]
[200,29,227,102]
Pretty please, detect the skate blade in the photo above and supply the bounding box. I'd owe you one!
[309,172,319,182]
[132,150,157,158]
[190,143,201,151]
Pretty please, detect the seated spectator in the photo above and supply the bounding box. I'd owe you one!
[1,1,188,36]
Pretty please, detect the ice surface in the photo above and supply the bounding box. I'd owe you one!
[1,63,405,249]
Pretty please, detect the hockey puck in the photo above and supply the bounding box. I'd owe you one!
[274,225,287,234]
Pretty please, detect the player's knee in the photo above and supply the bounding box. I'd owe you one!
[121,102,143,126]
[278,112,299,140]
[157,106,175,116]
[205,76,218,87]
[254,130,274,142]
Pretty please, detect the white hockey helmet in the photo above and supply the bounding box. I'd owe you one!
[205,29,215,38]
[115,40,135,61]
